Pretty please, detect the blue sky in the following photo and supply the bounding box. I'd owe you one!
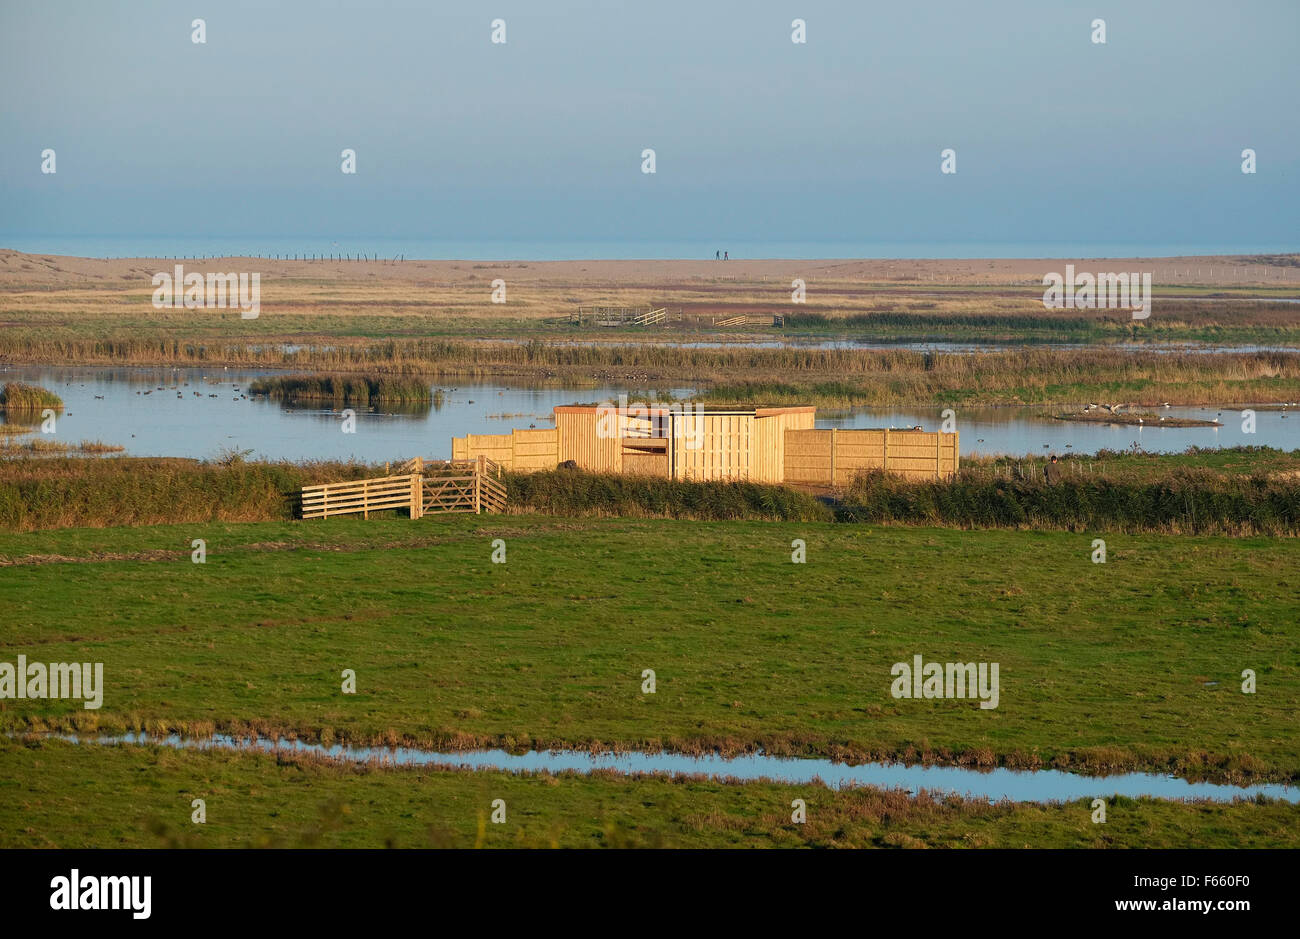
[1,0,1297,249]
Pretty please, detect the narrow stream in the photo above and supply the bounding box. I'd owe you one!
[52,732,1300,805]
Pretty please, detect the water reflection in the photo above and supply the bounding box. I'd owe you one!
[2,365,1295,461]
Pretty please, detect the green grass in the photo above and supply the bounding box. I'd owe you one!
[1,515,1296,780]
[2,736,1294,848]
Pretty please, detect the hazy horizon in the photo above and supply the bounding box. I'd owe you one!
[4,234,1300,263]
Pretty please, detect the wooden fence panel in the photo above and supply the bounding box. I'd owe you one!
[302,463,509,520]
[784,428,959,484]
[302,473,421,519]
[510,428,559,471]
[783,429,834,484]
[457,433,513,468]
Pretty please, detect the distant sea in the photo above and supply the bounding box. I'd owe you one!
[1,235,1296,261]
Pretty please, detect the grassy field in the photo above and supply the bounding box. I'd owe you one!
[2,251,1297,345]
[2,251,1296,850]
[2,515,1296,782]
[2,736,1295,848]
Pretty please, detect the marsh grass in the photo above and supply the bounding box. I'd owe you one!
[0,456,378,530]
[840,467,1300,535]
[2,340,1298,406]
[506,469,835,522]
[1,448,1296,533]
[0,439,128,456]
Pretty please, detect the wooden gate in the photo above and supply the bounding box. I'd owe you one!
[301,457,507,520]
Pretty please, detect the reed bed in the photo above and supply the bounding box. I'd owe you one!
[3,338,1297,406]
[0,438,124,456]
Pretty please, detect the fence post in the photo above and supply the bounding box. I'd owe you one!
[410,473,422,520]
[882,429,890,474]
[830,428,837,486]
[475,456,483,514]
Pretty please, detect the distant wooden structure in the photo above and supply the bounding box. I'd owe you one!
[568,307,782,328]
[712,313,785,328]
[570,306,682,327]
[452,405,958,485]
[301,456,507,520]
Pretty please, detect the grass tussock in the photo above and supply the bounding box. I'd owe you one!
[247,374,432,407]
[0,381,63,412]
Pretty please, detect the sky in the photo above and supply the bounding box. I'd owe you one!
[1,0,1297,252]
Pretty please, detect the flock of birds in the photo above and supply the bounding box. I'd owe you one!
[82,379,248,401]
[134,382,247,400]
[1077,401,1294,423]
[1080,401,1162,423]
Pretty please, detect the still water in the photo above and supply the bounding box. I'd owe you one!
[2,365,1296,461]
[53,733,1300,805]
